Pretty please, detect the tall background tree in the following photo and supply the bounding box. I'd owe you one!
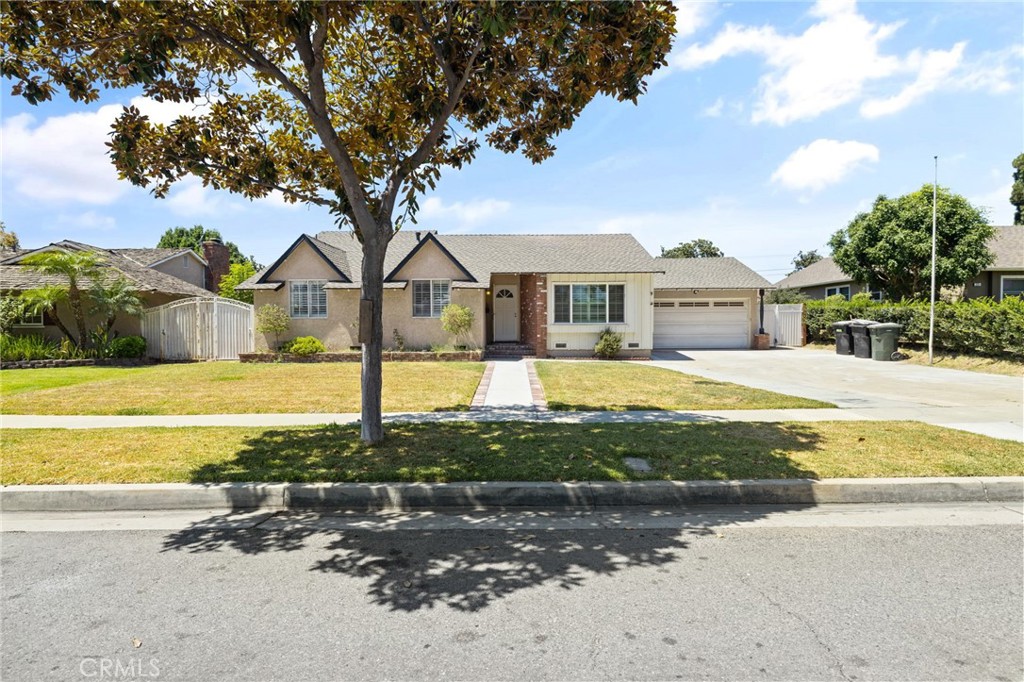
[789,249,822,275]
[660,239,724,258]
[829,185,993,301]
[156,226,257,267]
[2,1,674,443]
[0,221,20,251]
[1011,153,1024,225]
[218,262,258,304]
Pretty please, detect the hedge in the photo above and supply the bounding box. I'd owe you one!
[804,296,1024,359]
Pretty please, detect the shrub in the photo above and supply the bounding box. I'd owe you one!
[255,304,290,351]
[804,297,1024,359]
[594,328,623,359]
[392,328,405,351]
[107,335,147,358]
[440,304,475,348]
[0,334,59,362]
[286,336,326,356]
[0,297,25,335]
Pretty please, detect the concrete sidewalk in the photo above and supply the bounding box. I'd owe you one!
[3,406,1021,441]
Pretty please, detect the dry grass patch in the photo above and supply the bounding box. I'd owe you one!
[0,362,484,415]
[803,343,1023,377]
[3,421,1019,485]
[535,361,831,411]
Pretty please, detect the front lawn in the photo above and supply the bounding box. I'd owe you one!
[0,362,484,415]
[3,421,1019,485]
[535,361,832,411]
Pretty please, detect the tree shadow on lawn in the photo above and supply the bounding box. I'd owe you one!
[161,422,822,612]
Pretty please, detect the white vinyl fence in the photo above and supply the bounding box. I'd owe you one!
[764,303,804,347]
[142,297,254,360]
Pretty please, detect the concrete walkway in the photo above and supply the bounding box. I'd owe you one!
[482,359,534,408]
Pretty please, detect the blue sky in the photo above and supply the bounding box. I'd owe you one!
[2,0,1021,281]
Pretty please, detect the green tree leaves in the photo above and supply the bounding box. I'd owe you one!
[829,185,993,301]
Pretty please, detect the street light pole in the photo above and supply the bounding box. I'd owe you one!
[928,156,937,365]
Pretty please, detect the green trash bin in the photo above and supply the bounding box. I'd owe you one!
[868,323,902,361]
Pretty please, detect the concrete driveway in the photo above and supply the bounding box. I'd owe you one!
[649,348,1023,442]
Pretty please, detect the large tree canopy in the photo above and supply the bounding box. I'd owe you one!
[1011,153,1024,225]
[660,239,724,259]
[788,249,822,275]
[828,185,993,301]
[2,0,674,442]
[156,225,257,267]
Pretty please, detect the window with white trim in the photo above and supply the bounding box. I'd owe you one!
[15,307,43,327]
[553,284,625,324]
[1002,277,1024,299]
[412,280,450,318]
[825,285,851,300]
[289,280,327,318]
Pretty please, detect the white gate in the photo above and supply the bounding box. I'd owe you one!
[142,298,254,360]
[764,304,804,347]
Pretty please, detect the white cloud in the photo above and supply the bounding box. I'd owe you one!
[970,180,1014,225]
[418,197,511,229]
[771,139,879,192]
[671,0,1019,124]
[165,177,243,218]
[55,210,116,232]
[701,97,725,118]
[674,2,716,40]
[1,97,210,205]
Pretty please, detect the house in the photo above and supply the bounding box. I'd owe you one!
[773,225,1023,301]
[239,230,775,356]
[1,239,218,340]
[653,257,773,349]
[772,257,872,300]
[961,226,1024,300]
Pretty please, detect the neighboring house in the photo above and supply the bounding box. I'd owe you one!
[240,230,777,356]
[774,226,1023,301]
[653,257,773,349]
[1,240,215,340]
[961,226,1024,300]
[772,257,873,300]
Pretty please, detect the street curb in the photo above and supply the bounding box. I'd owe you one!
[2,477,1021,513]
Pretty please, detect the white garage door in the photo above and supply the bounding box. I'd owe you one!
[654,300,750,349]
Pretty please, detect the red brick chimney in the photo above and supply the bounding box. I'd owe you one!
[202,239,231,293]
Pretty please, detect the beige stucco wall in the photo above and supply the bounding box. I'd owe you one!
[392,239,468,281]
[253,286,486,351]
[546,273,654,352]
[253,288,359,351]
[151,254,206,290]
[654,288,763,344]
[270,240,340,281]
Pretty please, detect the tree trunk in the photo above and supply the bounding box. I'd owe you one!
[68,286,88,347]
[360,237,388,444]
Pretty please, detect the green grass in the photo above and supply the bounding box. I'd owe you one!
[0,362,484,414]
[2,421,1019,485]
[535,361,832,411]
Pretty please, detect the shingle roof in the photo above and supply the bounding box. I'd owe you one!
[115,247,205,267]
[0,241,213,297]
[654,257,773,290]
[773,257,853,289]
[987,225,1023,269]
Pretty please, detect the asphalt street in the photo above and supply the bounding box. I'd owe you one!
[2,504,1022,681]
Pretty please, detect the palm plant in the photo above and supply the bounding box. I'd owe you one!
[20,285,75,342]
[22,250,103,346]
[90,277,143,333]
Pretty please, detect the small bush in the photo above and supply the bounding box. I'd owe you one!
[0,334,59,362]
[107,335,146,358]
[256,304,290,351]
[286,336,326,356]
[440,304,475,348]
[392,328,405,352]
[594,328,623,359]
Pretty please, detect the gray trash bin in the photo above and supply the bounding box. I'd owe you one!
[830,321,853,355]
[849,319,877,359]
[869,322,902,361]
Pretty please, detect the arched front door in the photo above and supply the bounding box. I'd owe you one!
[493,285,519,342]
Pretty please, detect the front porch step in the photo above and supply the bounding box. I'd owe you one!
[485,343,536,358]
